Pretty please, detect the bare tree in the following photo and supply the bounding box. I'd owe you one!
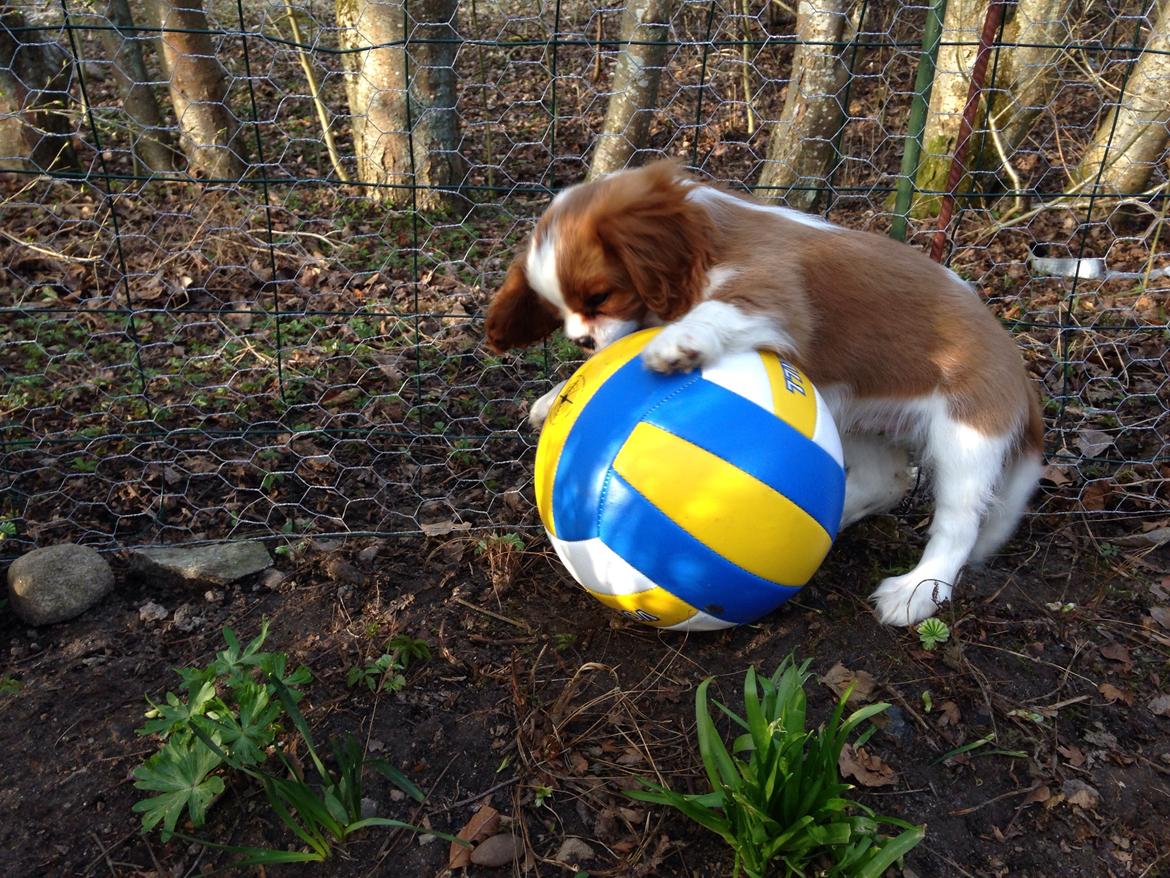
[98,0,176,173]
[1075,0,1170,196]
[587,0,673,181]
[0,5,77,172]
[756,0,852,211]
[147,0,242,179]
[336,0,464,209]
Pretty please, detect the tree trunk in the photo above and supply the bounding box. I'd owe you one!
[0,5,77,172]
[992,0,1072,155]
[1074,0,1170,196]
[147,0,242,179]
[336,0,464,209]
[756,0,851,211]
[913,0,986,216]
[98,0,176,173]
[587,0,673,181]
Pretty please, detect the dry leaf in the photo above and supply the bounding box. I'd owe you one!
[939,701,962,726]
[1098,683,1133,705]
[449,804,500,869]
[1022,784,1052,807]
[1099,642,1133,672]
[820,663,877,707]
[1062,779,1100,810]
[1058,744,1086,767]
[1148,694,1170,717]
[839,744,898,787]
[1149,607,1170,630]
[1076,428,1115,457]
[1040,464,1072,487]
[421,519,471,537]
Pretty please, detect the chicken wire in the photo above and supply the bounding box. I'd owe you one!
[0,0,1167,561]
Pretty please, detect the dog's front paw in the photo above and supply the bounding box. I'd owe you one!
[641,325,722,374]
[527,381,566,430]
[871,573,952,627]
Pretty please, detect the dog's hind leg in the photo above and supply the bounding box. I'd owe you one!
[970,450,1043,563]
[871,407,1013,626]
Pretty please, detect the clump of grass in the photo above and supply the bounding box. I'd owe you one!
[627,656,925,878]
[133,621,450,865]
[475,531,524,591]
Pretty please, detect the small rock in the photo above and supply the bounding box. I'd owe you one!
[360,797,378,819]
[129,541,272,587]
[172,604,204,633]
[389,789,405,802]
[6,543,114,625]
[555,837,596,863]
[324,557,366,586]
[139,601,168,624]
[470,833,522,868]
[259,568,287,590]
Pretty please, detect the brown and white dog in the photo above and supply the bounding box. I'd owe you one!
[484,160,1043,626]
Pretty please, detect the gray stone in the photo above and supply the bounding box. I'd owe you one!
[470,833,523,868]
[555,838,596,864]
[129,541,272,587]
[6,543,114,626]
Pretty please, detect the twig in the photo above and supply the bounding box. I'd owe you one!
[281,2,349,183]
[0,230,102,263]
[426,776,521,817]
[949,781,1045,816]
[453,597,531,631]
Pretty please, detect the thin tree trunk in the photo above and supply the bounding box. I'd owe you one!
[337,0,464,209]
[756,0,851,211]
[98,0,176,173]
[1075,0,1170,196]
[147,0,242,179]
[587,0,673,181]
[993,0,1072,154]
[913,0,986,216]
[0,6,77,172]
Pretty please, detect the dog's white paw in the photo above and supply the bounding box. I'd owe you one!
[871,573,952,627]
[641,325,721,374]
[528,381,566,430]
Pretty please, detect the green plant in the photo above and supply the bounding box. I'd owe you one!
[346,634,431,693]
[627,656,924,878]
[915,618,950,651]
[0,674,22,695]
[133,622,441,864]
[0,519,16,540]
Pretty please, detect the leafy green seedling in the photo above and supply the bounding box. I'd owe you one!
[916,617,950,651]
[346,635,430,693]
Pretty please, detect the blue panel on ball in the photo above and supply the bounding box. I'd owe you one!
[552,357,699,540]
[642,380,846,536]
[600,472,802,625]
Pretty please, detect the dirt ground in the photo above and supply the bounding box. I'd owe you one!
[2,508,1169,878]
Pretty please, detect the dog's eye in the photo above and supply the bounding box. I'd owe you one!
[585,292,610,310]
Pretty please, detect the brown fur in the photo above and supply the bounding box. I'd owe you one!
[485,160,1042,448]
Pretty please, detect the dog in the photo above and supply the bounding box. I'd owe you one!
[483,160,1043,626]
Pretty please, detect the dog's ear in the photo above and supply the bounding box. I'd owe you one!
[484,257,560,353]
[595,162,714,320]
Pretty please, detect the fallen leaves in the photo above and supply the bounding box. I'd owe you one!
[819,663,877,708]
[1098,682,1134,705]
[448,803,500,870]
[1148,694,1170,718]
[838,744,898,787]
[1061,779,1101,811]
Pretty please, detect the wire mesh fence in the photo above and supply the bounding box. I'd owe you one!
[1,0,1167,561]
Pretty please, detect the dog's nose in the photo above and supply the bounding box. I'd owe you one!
[578,335,597,351]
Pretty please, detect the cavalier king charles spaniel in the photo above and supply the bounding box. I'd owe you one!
[483,160,1043,627]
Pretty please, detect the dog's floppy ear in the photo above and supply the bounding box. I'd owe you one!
[595,161,714,320]
[484,257,560,353]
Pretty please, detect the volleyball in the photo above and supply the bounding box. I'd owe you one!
[534,327,846,632]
